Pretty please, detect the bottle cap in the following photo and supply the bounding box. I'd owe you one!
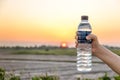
[81,15,88,20]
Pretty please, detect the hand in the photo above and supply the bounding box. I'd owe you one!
[75,34,100,54]
[76,33,120,75]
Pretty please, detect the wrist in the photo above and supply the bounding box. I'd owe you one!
[92,44,103,56]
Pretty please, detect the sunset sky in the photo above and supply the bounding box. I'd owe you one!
[0,0,120,47]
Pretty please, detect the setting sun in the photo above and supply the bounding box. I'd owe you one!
[60,42,68,48]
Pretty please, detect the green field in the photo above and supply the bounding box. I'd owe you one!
[0,47,76,56]
[0,46,120,56]
[109,48,120,56]
[11,48,76,55]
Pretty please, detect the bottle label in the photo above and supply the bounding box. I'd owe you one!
[77,31,92,43]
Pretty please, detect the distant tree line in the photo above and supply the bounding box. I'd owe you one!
[0,45,68,49]
[0,45,119,50]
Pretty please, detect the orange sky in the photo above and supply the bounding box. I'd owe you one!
[0,0,120,47]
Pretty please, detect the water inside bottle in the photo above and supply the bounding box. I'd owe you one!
[77,44,92,72]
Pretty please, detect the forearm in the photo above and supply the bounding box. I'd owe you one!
[94,45,120,75]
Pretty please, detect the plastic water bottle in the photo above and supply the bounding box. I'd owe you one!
[77,15,92,72]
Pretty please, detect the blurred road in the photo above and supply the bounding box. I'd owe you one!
[0,54,117,80]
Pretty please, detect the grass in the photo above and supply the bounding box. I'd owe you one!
[11,47,120,56]
[0,46,120,56]
[76,73,120,80]
[0,67,59,80]
[108,48,120,56]
[32,74,59,80]
[0,67,5,80]
[9,76,20,80]
[11,48,76,56]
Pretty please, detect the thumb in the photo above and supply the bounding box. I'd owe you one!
[86,34,98,41]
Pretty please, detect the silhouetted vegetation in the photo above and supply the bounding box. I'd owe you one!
[0,67,5,80]
[1,67,120,80]
[32,74,59,80]
[0,67,59,80]
[0,45,60,49]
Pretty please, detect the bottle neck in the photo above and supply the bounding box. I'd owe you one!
[81,20,88,23]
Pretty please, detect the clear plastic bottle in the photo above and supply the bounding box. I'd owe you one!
[77,15,92,72]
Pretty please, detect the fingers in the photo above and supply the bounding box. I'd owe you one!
[75,35,78,47]
[75,32,99,47]
[76,32,96,41]
[75,34,78,44]
[75,31,78,38]
[86,34,99,46]
[86,34,97,41]
[75,35,78,40]
[75,32,78,47]
[75,43,78,47]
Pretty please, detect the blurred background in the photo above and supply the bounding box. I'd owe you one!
[0,0,120,80]
[0,0,120,47]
